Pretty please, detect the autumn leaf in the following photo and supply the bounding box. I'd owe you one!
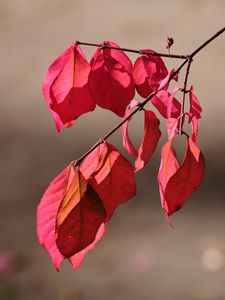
[88,41,135,117]
[37,163,106,270]
[122,107,161,172]
[56,171,106,258]
[151,90,181,119]
[133,49,168,98]
[42,43,95,131]
[185,86,202,142]
[83,142,136,221]
[37,162,75,270]
[158,136,205,221]
[37,141,136,270]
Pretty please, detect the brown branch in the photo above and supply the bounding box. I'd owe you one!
[76,40,187,59]
[74,27,225,166]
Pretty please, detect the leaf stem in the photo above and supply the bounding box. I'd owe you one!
[74,27,225,166]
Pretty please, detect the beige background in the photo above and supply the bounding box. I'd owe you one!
[0,1,225,299]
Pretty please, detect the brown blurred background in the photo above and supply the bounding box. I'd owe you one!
[0,1,225,299]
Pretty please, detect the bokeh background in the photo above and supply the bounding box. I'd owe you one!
[0,1,225,299]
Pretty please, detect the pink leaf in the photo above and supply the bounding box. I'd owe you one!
[42,43,95,131]
[89,41,135,117]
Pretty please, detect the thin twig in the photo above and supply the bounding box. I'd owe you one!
[74,27,225,166]
[179,56,193,134]
[76,40,187,59]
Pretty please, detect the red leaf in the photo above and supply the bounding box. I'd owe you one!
[189,86,202,119]
[37,163,106,270]
[56,171,106,258]
[151,90,181,119]
[133,49,168,98]
[121,100,139,157]
[122,107,161,172]
[87,142,136,221]
[158,139,179,211]
[37,162,75,270]
[158,137,205,220]
[88,41,135,117]
[42,43,95,131]
[185,86,202,142]
[69,224,105,270]
[134,110,161,172]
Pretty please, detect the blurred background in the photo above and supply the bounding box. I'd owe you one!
[0,1,225,299]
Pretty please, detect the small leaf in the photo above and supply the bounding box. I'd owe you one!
[89,41,135,117]
[42,43,95,131]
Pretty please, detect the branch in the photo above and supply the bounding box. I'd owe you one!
[74,27,225,166]
[76,40,187,59]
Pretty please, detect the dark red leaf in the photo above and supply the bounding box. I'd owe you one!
[88,41,135,117]
[56,172,106,258]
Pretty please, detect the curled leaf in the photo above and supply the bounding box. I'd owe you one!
[122,107,161,172]
[89,41,135,117]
